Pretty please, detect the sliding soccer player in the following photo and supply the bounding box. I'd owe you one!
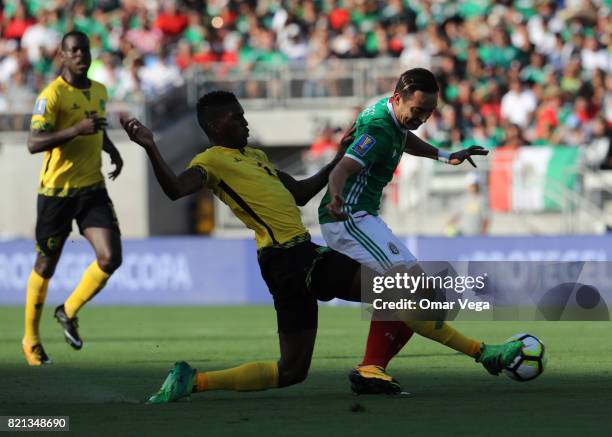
[122,91,520,403]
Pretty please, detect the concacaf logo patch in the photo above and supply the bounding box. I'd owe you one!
[33,98,47,115]
[352,134,376,156]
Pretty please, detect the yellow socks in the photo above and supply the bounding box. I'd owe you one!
[64,261,110,318]
[195,361,279,392]
[24,262,111,344]
[23,270,50,345]
[402,321,481,357]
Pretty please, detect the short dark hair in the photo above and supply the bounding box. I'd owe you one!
[394,68,439,99]
[61,31,89,50]
[196,90,239,133]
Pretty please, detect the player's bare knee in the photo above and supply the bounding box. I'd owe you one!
[34,263,55,278]
[278,360,311,386]
[34,256,58,278]
[293,365,310,384]
[96,252,122,273]
[280,367,309,386]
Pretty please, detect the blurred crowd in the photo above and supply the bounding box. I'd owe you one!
[417,0,611,169]
[1,0,611,165]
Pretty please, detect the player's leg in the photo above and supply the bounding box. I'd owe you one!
[23,194,73,365]
[53,226,121,350]
[308,247,405,394]
[146,329,316,404]
[387,262,523,375]
[277,329,317,386]
[350,216,417,368]
[338,259,521,376]
[320,214,415,393]
[22,243,67,366]
[146,306,316,404]
[192,298,318,393]
[56,189,122,349]
[146,244,318,403]
[191,329,315,392]
[66,226,122,315]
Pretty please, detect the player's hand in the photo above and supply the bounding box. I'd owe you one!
[74,116,107,135]
[326,194,348,220]
[449,146,489,167]
[120,117,155,150]
[108,150,123,180]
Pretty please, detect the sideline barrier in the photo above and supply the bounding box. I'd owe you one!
[1,235,611,305]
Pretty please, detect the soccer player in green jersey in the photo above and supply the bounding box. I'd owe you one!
[319,68,490,394]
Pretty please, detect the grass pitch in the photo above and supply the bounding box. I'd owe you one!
[1,306,611,436]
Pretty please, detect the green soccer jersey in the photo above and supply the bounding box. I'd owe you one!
[319,97,406,224]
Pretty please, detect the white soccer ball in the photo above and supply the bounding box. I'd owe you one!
[503,333,548,382]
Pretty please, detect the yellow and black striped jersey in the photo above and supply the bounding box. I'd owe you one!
[189,146,309,250]
[31,76,108,197]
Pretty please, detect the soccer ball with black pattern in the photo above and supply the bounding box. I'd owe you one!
[503,334,547,382]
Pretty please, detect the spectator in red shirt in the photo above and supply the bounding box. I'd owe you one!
[535,87,561,139]
[155,2,188,38]
[303,126,339,174]
[329,2,350,30]
[3,3,35,41]
[479,82,502,121]
[573,95,597,124]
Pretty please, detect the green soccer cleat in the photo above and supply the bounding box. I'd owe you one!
[146,361,197,404]
[476,340,523,375]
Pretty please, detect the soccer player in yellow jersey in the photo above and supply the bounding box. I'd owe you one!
[22,31,123,365]
[121,91,522,403]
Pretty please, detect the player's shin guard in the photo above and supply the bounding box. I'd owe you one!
[195,361,279,392]
[64,261,110,318]
[24,270,49,345]
[402,321,481,357]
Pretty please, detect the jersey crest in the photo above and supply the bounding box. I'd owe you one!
[33,98,47,115]
[352,134,376,156]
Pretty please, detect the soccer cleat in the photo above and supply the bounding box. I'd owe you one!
[146,361,197,404]
[22,342,52,366]
[54,305,82,350]
[349,365,402,395]
[476,340,523,375]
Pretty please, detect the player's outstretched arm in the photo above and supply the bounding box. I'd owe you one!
[277,123,356,206]
[27,116,106,154]
[403,130,441,160]
[278,161,335,207]
[121,117,203,200]
[103,131,123,180]
[404,131,488,167]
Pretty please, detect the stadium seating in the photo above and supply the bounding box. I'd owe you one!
[1,0,610,234]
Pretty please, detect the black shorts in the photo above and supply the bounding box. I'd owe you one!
[258,240,360,333]
[35,188,120,256]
